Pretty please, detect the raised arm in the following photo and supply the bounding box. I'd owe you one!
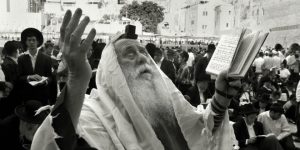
[211,70,241,131]
[54,8,96,127]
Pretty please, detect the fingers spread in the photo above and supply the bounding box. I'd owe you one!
[60,10,72,40]
[65,8,82,45]
[70,16,90,45]
[80,28,96,53]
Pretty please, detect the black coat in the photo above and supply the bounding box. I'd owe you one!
[1,57,18,83]
[160,58,176,83]
[17,52,52,105]
[233,118,264,148]
[0,115,29,150]
[0,57,22,118]
[186,86,214,107]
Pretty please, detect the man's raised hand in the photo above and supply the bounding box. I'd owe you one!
[60,8,96,81]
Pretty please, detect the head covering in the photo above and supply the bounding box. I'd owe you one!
[241,103,258,115]
[270,103,284,114]
[15,100,49,124]
[275,43,283,51]
[206,44,216,54]
[145,43,157,59]
[21,28,44,48]
[93,33,232,149]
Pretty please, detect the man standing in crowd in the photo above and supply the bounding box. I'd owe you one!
[253,52,265,76]
[258,103,297,150]
[17,28,53,105]
[32,8,242,150]
[233,103,283,150]
[153,47,176,83]
[0,41,21,118]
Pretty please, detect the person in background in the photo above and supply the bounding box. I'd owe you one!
[176,51,191,94]
[145,43,156,59]
[153,48,176,83]
[278,60,290,83]
[186,60,214,107]
[274,44,285,62]
[0,100,49,150]
[294,81,300,142]
[233,103,283,150]
[258,103,297,150]
[0,41,21,118]
[253,52,265,76]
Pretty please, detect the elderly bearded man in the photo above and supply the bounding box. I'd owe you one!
[31,9,241,150]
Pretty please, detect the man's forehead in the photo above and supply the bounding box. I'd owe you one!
[114,39,141,50]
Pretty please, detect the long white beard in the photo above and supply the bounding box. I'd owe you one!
[124,65,175,127]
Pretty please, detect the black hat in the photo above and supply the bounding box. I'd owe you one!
[270,103,284,114]
[15,100,49,124]
[241,103,258,115]
[120,25,138,40]
[206,43,216,53]
[21,28,44,48]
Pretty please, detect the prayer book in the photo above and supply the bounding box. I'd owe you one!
[206,29,269,78]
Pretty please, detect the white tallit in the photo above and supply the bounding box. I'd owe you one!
[31,35,233,150]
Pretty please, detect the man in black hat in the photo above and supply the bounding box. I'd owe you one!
[17,28,53,105]
[233,103,283,150]
[258,103,297,150]
[0,100,49,150]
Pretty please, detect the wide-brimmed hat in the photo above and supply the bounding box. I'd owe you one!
[21,28,44,48]
[241,103,258,115]
[15,100,49,124]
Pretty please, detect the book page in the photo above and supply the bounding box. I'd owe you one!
[238,32,269,77]
[206,35,240,75]
[228,32,259,76]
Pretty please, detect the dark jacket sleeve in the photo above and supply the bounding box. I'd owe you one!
[233,120,247,148]
[51,88,96,150]
[0,82,6,91]
[17,56,29,82]
[1,62,17,84]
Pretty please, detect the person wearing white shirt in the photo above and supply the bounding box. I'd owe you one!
[278,61,290,83]
[272,51,281,69]
[253,52,265,74]
[233,103,283,150]
[258,103,296,150]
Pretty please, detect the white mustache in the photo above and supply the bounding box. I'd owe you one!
[135,64,153,77]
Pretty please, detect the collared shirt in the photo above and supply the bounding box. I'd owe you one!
[243,118,256,138]
[257,111,290,140]
[25,50,39,70]
[157,57,164,68]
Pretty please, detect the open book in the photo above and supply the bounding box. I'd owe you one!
[206,29,269,78]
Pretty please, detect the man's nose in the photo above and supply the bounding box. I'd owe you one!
[136,52,148,65]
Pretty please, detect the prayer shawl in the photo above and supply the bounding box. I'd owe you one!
[31,35,232,150]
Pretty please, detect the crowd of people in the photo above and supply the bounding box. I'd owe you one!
[0,9,300,150]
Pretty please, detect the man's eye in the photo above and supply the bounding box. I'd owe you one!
[126,53,135,59]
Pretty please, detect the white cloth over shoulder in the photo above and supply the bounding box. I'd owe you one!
[32,35,232,150]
